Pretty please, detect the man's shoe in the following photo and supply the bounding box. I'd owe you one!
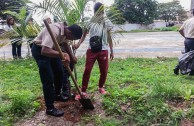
[173,68,179,75]
[189,70,194,76]
[98,88,107,94]
[75,92,88,100]
[46,108,64,117]
[60,94,69,102]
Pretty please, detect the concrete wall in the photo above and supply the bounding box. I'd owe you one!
[113,21,167,31]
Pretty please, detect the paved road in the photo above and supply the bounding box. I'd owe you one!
[0,31,184,59]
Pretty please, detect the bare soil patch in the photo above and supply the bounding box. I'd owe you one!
[16,92,106,126]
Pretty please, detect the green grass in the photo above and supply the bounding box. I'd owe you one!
[0,58,41,125]
[1,58,194,125]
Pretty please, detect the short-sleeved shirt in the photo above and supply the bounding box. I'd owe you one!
[4,25,13,32]
[180,17,194,38]
[3,24,23,43]
[34,22,66,48]
[88,19,113,50]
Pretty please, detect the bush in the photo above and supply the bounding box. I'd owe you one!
[8,90,37,116]
[157,26,180,31]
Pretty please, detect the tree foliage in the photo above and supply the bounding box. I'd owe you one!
[157,0,187,22]
[0,0,27,19]
[107,6,126,24]
[113,0,158,24]
[28,0,88,26]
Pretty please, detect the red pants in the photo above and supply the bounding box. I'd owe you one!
[81,49,108,92]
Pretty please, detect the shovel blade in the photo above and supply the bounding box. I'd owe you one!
[79,98,94,110]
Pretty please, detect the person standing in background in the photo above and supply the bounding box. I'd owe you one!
[4,16,23,59]
[174,9,194,75]
[26,18,41,49]
[73,2,114,99]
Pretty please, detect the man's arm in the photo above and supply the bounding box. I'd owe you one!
[108,31,114,61]
[73,29,88,49]
[179,22,185,38]
[179,29,185,38]
[41,46,70,62]
[62,42,77,63]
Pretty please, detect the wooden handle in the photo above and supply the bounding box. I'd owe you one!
[43,20,83,97]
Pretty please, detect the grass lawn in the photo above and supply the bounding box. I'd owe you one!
[0,57,194,126]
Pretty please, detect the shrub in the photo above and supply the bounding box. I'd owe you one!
[8,90,36,116]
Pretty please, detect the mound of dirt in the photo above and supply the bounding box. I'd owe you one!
[16,92,106,126]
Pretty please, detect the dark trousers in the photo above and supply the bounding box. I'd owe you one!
[82,49,108,92]
[12,42,22,58]
[31,44,68,109]
[175,38,194,69]
[29,43,33,49]
[62,60,74,95]
[184,38,194,52]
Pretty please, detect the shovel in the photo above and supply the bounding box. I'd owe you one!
[72,48,78,81]
[43,20,94,110]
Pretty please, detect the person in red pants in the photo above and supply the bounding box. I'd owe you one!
[73,2,114,99]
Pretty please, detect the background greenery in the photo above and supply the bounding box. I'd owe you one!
[0,0,28,20]
[108,0,186,25]
[1,58,194,125]
[0,0,187,25]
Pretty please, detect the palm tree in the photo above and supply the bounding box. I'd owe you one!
[28,0,122,45]
[0,7,41,55]
[28,0,88,26]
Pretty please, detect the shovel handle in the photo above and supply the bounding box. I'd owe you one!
[43,20,83,97]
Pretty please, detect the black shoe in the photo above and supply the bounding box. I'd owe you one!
[60,93,69,102]
[173,68,179,75]
[189,71,194,76]
[46,108,64,117]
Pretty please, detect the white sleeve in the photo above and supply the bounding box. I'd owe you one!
[3,25,11,31]
[105,19,113,31]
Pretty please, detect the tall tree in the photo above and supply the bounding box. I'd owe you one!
[0,0,27,19]
[113,0,158,24]
[157,0,187,22]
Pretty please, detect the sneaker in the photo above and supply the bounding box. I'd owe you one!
[46,108,64,117]
[189,70,194,76]
[75,92,87,100]
[60,93,69,102]
[173,68,179,75]
[98,88,106,94]
[55,94,69,102]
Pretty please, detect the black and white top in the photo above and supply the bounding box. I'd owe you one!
[87,19,113,50]
[4,25,22,44]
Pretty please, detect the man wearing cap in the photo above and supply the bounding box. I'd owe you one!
[32,22,82,117]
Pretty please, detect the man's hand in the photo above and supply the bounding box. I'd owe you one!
[63,53,70,63]
[110,52,114,61]
[72,56,78,64]
[72,43,80,50]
